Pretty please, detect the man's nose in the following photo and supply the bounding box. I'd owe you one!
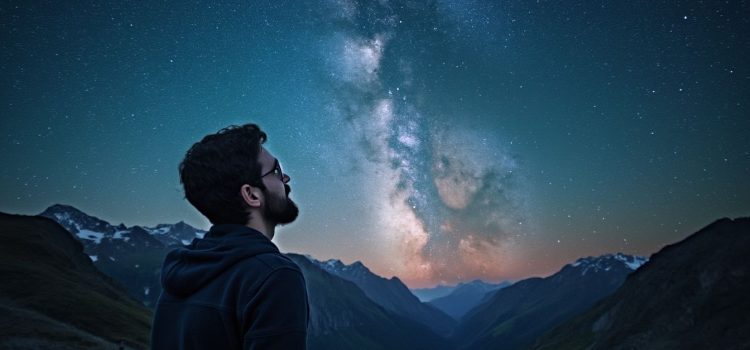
[282,173,290,183]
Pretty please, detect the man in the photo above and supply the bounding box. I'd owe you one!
[151,123,309,350]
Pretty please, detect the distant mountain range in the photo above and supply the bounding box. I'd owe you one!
[0,212,152,350]
[40,204,206,250]
[532,217,750,350]
[427,279,511,320]
[411,283,461,302]
[453,253,647,349]
[17,204,748,349]
[309,257,455,334]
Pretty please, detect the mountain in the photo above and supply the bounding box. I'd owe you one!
[0,212,152,349]
[532,217,750,350]
[39,204,205,250]
[454,253,646,350]
[428,279,511,319]
[411,284,460,302]
[143,221,206,247]
[39,204,205,307]
[309,257,456,334]
[287,254,452,350]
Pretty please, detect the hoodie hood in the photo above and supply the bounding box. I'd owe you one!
[161,224,279,297]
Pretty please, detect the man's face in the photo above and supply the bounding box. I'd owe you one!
[258,147,299,225]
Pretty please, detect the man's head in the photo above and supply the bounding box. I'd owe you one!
[248,146,299,226]
[179,123,298,226]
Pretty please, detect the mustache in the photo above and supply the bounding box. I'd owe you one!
[285,184,291,195]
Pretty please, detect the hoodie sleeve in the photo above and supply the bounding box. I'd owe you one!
[241,267,309,350]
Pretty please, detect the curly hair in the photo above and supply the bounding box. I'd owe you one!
[179,123,267,224]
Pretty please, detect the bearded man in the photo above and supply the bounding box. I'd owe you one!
[151,123,308,349]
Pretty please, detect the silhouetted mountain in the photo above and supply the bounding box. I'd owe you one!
[454,253,646,350]
[428,279,511,319]
[411,284,460,302]
[532,217,750,350]
[309,257,455,334]
[39,204,205,307]
[287,254,453,350]
[0,212,152,349]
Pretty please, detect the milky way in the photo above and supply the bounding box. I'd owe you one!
[321,1,533,286]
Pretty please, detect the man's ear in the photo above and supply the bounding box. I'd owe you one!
[240,184,263,208]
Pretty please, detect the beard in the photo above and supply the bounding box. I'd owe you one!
[263,184,299,225]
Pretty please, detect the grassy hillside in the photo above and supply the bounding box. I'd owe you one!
[0,213,153,349]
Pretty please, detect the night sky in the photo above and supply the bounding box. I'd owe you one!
[2,1,748,287]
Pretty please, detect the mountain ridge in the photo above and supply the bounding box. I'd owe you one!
[308,256,456,334]
[287,253,453,350]
[532,217,750,350]
[453,252,646,349]
[39,204,206,307]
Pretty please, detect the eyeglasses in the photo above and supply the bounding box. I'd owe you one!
[261,159,284,181]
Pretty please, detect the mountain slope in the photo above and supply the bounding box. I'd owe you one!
[0,212,152,349]
[454,253,645,350]
[310,257,455,334]
[532,217,750,350]
[287,254,452,350]
[40,204,205,307]
[428,280,511,319]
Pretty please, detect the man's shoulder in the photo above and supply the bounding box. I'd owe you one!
[232,252,306,297]
[237,251,302,275]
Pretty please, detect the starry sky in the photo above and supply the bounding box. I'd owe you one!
[2,1,749,288]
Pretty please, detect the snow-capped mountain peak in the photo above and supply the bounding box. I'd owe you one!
[323,258,345,269]
[612,252,648,270]
[143,222,206,245]
[311,257,373,276]
[41,204,113,236]
[40,204,205,248]
[37,204,207,309]
[569,253,648,276]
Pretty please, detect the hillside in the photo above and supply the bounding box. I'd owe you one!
[533,217,750,350]
[0,212,153,349]
[287,254,452,350]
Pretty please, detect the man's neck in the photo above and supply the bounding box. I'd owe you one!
[245,220,275,240]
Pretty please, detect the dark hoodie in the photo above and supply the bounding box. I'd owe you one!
[151,224,309,350]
